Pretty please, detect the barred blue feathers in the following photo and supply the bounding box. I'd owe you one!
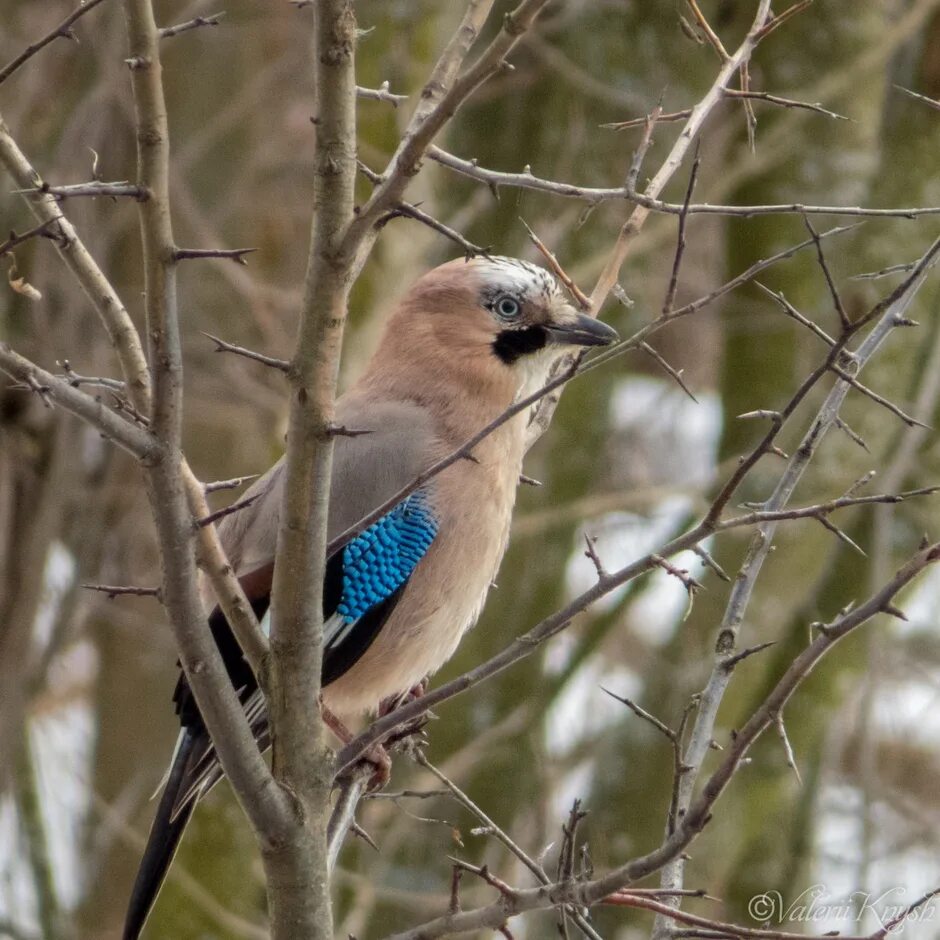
[334,490,438,626]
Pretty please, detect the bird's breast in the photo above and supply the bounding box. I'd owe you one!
[322,423,525,718]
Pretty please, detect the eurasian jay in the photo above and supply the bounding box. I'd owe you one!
[123,256,617,938]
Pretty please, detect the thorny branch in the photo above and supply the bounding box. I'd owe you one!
[377,541,940,939]
[0,0,111,87]
[651,234,940,933]
[427,146,940,220]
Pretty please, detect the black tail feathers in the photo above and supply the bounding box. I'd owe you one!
[123,728,200,940]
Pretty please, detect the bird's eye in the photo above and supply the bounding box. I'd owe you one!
[494,296,521,319]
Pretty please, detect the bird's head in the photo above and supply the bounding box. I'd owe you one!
[359,256,619,419]
[394,255,618,374]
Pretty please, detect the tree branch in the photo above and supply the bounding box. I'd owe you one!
[341,0,550,276]
[651,234,940,932]
[264,2,358,936]
[121,0,288,848]
[0,344,155,458]
[0,0,111,87]
[378,542,940,939]
[426,147,940,220]
[0,114,152,411]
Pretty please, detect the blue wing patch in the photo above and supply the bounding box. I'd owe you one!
[325,490,438,652]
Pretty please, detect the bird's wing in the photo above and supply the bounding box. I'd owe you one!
[124,399,441,939]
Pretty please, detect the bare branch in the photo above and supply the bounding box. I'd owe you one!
[652,234,940,927]
[520,219,591,310]
[174,246,257,264]
[122,0,287,848]
[626,104,662,194]
[723,88,847,121]
[201,331,290,372]
[428,147,940,220]
[381,202,490,258]
[662,149,700,315]
[803,215,849,329]
[342,0,551,272]
[12,181,148,200]
[0,219,62,256]
[602,688,677,741]
[204,474,259,494]
[82,583,162,601]
[755,0,814,40]
[685,0,729,61]
[158,12,226,40]
[0,343,155,457]
[355,81,408,107]
[773,713,802,786]
[754,281,836,347]
[418,754,603,940]
[894,84,940,112]
[0,116,152,410]
[603,89,846,131]
[195,492,263,529]
[379,542,940,940]
[0,0,111,87]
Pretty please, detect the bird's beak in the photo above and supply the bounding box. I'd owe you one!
[545,313,619,347]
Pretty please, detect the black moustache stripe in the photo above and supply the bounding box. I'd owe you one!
[492,326,548,364]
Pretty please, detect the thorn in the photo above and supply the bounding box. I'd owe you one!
[722,640,775,670]
[351,821,379,852]
[737,409,782,423]
[882,604,908,622]
[519,473,542,487]
[584,534,607,579]
[691,544,730,582]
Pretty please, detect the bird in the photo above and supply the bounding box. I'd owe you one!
[123,255,618,939]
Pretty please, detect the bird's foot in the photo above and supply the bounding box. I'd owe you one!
[322,703,392,791]
[378,677,429,717]
[378,679,432,755]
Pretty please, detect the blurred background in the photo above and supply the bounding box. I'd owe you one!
[3,1,940,937]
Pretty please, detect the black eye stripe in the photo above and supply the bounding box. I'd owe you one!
[492,326,548,364]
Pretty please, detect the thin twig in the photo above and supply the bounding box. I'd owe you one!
[201,331,290,371]
[382,203,489,258]
[174,246,257,264]
[773,713,802,786]
[0,219,62,256]
[520,219,591,310]
[0,0,111,86]
[204,474,259,494]
[626,105,661,194]
[723,88,847,120]
[803,215,849,329]
[13,181,148,200]
[82,583,162,600]
[196,493,263,529]
[417,754,603,940]
[356,81,408,107]
[662,149,700,316]
[602,688,676,741]
[158,12,225,39]
[893,84,940,112]
[427,147,940,219]
[685,0,729,61]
